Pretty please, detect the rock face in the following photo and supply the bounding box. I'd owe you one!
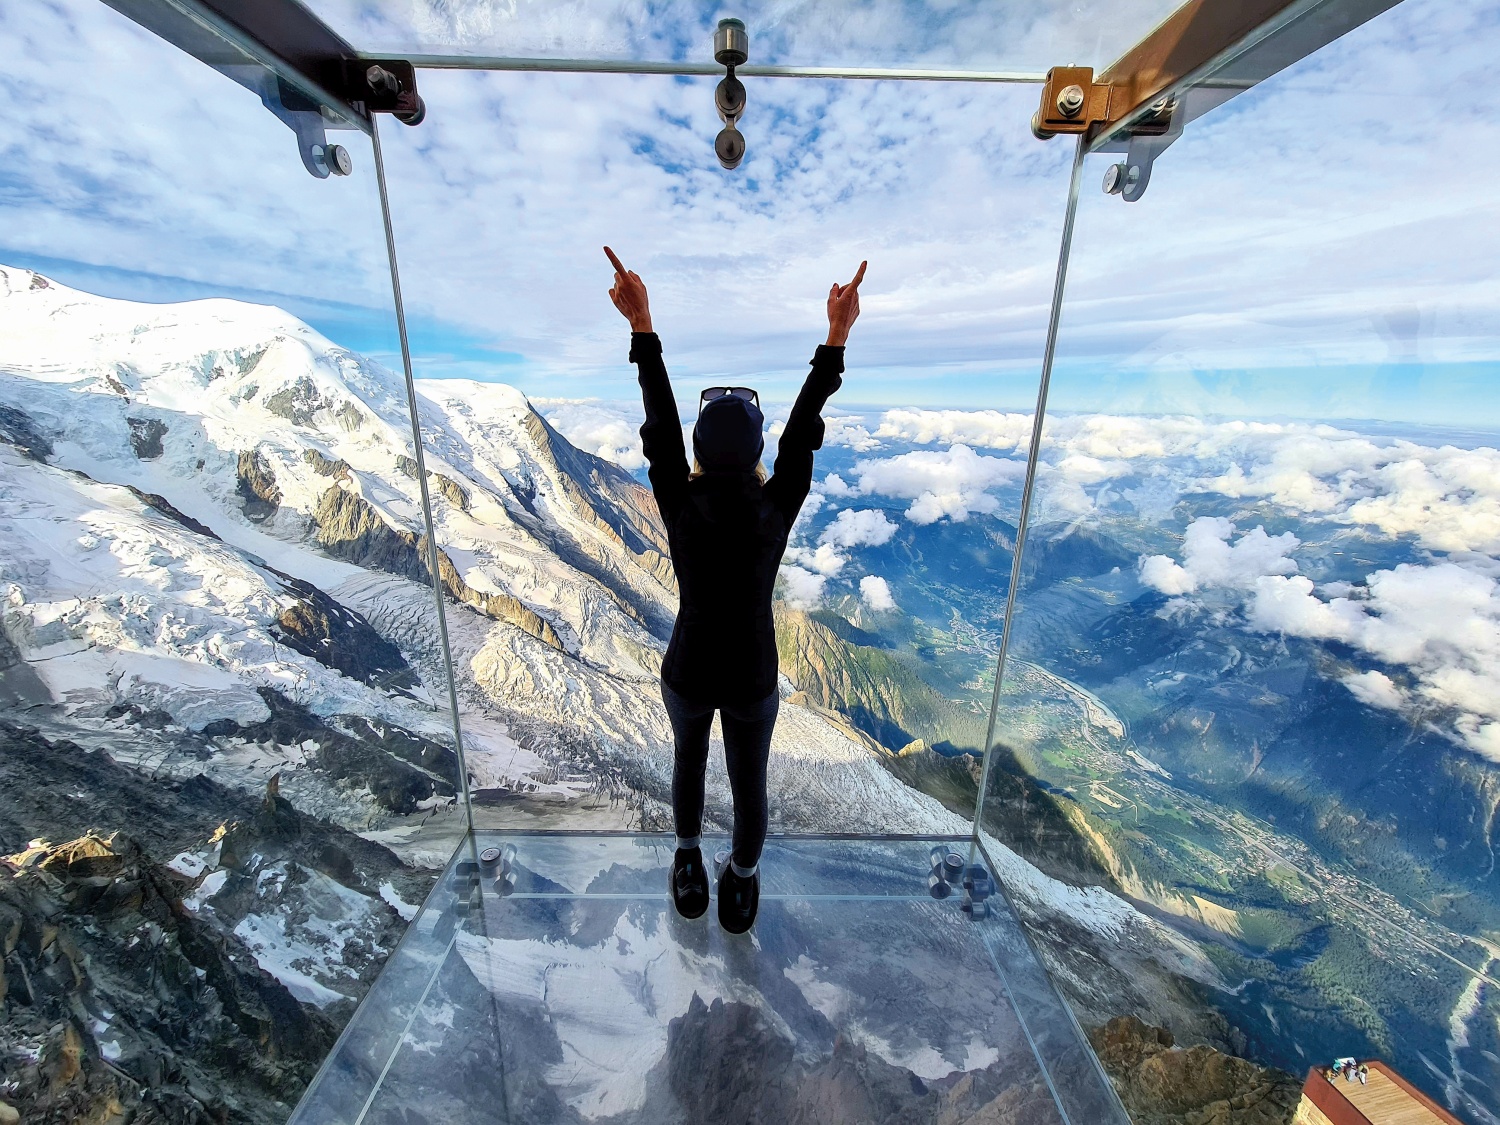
[663,994,1064,1125]
[434,472,471,512]
[271,572,418,692]
[236,449,281,522]
[218,689,459,814]
[126,484,221,540]
[302,448,350,481]
[126,415,167,459]
[1089,1016,1301,1125]
[314,482,565,651]
[0,723,433,1124]
[0,403,52,461]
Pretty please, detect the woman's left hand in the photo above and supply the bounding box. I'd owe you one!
[605,246,653,333]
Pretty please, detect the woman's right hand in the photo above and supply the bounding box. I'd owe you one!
[825,260,867,347]
[605,246,653,333]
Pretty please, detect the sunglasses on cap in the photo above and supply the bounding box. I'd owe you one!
[699,386,760,412]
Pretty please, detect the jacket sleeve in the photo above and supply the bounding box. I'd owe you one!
[633,332,689,523]
[765,344,845,523]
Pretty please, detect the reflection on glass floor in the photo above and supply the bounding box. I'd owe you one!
[290,834,1127,1125]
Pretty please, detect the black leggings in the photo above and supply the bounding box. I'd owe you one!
[661,682,779,869]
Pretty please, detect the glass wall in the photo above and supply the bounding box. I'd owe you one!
[301,0,1185,74]
[368,65,1077,842]
[0,3,464,1120]
[982,1,1500,1120]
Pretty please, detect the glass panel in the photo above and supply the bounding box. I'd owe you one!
[985,0,1500,1120]
[369,68,1073,843]
[0,3,463,1119]
[293,833,1126,1123]
[301,0,1186,73]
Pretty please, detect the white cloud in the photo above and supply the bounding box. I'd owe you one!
[830,408,1500,553]
[1342,670,1406,711]
[846,444,1025,525]
[537,399,644,470]
[778,565,826,610]
[1138,555,1197,596]
[1247,562,1500,761]
[822,473,854,498]
[1055,454,1131,484]
[873,409,1031,451]
[859,575,896,612]
[823,416,882,452]
[819,508,898,549]
[1138,517,1300,596]
[787,543,849,577]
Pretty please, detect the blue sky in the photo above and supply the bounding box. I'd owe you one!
[2,0,1500,424]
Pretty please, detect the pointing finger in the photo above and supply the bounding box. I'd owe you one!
[847,260,867,289]
[603,246,627,275]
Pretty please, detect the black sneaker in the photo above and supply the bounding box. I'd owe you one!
[717,864,760,934]
[670,847,710,919]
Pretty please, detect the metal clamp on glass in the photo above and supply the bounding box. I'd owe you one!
[960,862,993,921]
[345,59,427,127]
[927,845,966,900]
[713,19,749,169]
[479,844,518,897]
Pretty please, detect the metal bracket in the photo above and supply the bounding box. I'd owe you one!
[342,59,427,126]
[1031,66,1179,201]
[1097,99,1184,202]
[1029,66,1114,141]
[268,60,425,177]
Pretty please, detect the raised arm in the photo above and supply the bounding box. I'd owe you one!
[766,260,866,520]
[607,247,689,520]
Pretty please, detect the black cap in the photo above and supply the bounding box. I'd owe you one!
[693,394,765,471]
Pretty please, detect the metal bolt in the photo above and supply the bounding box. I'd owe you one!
[320,144,352,177]
[1056,84,1086,117]
[1103,162,1127,195]
[365,64,400,98]
[1031,110,1056,140]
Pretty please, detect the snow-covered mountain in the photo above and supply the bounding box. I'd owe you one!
[0,265,1226,1058]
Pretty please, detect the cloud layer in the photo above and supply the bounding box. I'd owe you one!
[1138,518,1500,762]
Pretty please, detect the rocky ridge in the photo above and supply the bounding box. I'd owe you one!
[1089,1016,1301,1125]
[0,720,430,1123]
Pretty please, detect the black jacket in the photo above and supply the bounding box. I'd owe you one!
[633,332,844,705]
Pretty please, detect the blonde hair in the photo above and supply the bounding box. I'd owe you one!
[690,459,768,484]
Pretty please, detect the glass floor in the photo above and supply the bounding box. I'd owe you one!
[289,833,1128,1125]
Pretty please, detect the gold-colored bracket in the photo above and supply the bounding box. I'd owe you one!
[1029,67,1113,140]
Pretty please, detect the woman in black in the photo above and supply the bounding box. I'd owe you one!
[605,247,866,933]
